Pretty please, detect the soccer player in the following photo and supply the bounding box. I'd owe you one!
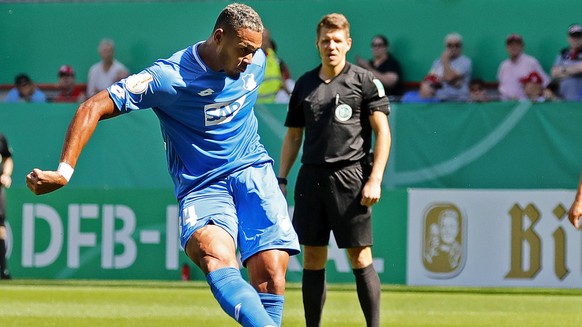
[278,13,391,327]
[25,3,299,327]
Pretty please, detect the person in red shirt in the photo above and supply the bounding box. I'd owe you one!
[53,65,86,103]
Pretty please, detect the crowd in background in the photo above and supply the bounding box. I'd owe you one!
[4,23,582,104]
[376,23,582,103]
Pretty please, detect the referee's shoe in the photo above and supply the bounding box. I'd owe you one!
[1,269,11,280]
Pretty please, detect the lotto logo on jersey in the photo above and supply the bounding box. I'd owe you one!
[204,95,247,126]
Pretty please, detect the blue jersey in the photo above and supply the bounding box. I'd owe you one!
[108,42,272,200]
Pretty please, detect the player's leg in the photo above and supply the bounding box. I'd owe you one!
[0,226,8,280]
[232,162,300,326]
[292,165,331,327]
[347,246,380,327]
[0,189,9,280]
[180,183,277,327]
[332,162,380,327]
[246,249,289,326]
[302,245,328,327]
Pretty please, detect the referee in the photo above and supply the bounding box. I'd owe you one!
[0,133,13,280]
[278,13,391,327]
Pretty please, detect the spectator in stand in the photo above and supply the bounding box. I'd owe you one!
[356,34,404,99]
[520,71,547,102]
[87,38,129,97]
[4,74,46,103]
[469,78,488,103]
[543,79,562,101]
[53,65,86,103]
[272,38,295,104]
[497,34,550,101]
[428,33,472,102]
[257,28,285,104]
[400,74,441,103]
[551,24,582,101]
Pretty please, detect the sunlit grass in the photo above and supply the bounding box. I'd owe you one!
[1,280,582,326]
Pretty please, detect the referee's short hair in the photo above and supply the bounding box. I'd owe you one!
[317,13,350,38]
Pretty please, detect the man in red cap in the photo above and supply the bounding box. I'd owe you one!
[520,71,545,102]
[401,74,441,103]
[53,65,86,103]
[497,34,549,100]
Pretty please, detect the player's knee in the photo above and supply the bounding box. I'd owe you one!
[302,245,328,270]
[185,227,238,274]
[347,246,373,269]
[247,250,289,293]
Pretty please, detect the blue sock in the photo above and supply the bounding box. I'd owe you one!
[259,293,284,327]
[207,267,276,327]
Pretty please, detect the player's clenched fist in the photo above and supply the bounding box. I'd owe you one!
[26,168,68,195]
[568,200,582,229]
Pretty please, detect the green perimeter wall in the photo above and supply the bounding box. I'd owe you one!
[2,0,581,85]
[2,101,582,283]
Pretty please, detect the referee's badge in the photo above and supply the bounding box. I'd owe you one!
[335,104,352,122]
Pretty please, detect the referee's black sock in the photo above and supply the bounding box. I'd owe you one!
[0,239,7,277]
[302,268,326,327]
[353,264,381,327]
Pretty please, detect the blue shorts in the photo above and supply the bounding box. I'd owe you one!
[179,162,300,265]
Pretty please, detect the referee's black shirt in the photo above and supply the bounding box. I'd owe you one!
[285,63,390,166]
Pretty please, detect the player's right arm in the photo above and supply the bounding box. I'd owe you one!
[26,90,121,195]
[568,174,582,228]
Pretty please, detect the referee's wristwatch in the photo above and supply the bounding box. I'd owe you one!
[277,177,288,185]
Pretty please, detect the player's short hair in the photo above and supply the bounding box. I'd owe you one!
[214,3,263,33]
[316,13,350,38]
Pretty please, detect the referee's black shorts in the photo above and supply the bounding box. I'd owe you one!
[292,161,373,248]
[0,187,6,226]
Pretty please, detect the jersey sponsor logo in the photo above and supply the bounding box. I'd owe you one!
[242,73,257,91]
[372,78,386,98]
[335,104,352,122]
[204,95,247,126]
[198,88,214,96]
[126,73,153,94]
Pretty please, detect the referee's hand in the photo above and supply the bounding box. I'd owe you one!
[361,178,381,207]
[279,183,287,197]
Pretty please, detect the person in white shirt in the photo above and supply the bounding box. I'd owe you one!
[497,34,549,101]
[86,38,129,97]
[429,33,472,102]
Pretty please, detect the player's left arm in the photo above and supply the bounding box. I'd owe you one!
[361,110,391,207]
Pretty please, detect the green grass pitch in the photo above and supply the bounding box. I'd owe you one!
[2,280,582,326]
